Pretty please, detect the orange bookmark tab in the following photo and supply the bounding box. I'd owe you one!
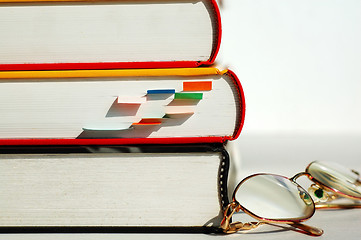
[183,81,212,91]
[132,119,162,126]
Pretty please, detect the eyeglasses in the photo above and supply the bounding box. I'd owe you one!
[221,161,361,236]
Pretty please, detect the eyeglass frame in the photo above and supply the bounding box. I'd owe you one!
[220,161,361,236]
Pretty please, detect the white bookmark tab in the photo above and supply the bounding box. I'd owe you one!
[117,96,146,104]
[165,106,195,115]
[82,123,133,131]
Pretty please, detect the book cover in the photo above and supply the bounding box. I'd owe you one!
[0,143,229,232]
[0,68,245,145]
[0,0,221,70]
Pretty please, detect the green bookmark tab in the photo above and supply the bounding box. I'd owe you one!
[174,92,203,100]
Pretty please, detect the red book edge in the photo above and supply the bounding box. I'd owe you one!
[0,0,222,71]
[225,69,246,141]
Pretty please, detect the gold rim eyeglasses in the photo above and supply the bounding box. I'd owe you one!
[221,161,361,236]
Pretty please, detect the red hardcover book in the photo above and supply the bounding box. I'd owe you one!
[0,68,245,146]
[0,0,221,71]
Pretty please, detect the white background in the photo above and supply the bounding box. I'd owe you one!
[218,1,361,239]
[218,0,361,192]
[1,1,360,240]
[218,0,361,135]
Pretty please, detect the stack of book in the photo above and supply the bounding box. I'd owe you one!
[0,0,245,233]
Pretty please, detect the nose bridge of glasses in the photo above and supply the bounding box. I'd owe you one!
[290,172,311,182]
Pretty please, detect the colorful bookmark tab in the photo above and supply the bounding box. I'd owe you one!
[132,118,163,126]
[147,89,175,95]
[165,106,195,115]
[183,81,212,91]
[82,123,132,131]
[117,96,146,104]
[174,92,203,100]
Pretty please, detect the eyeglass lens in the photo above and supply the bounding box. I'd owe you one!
[233,174,315,221]
[307,161,361,199]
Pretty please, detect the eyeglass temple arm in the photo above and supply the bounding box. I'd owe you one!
[288,223,324,236]
[220,202,264,233]
[315,202,361,209]
[220,202,323,236]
